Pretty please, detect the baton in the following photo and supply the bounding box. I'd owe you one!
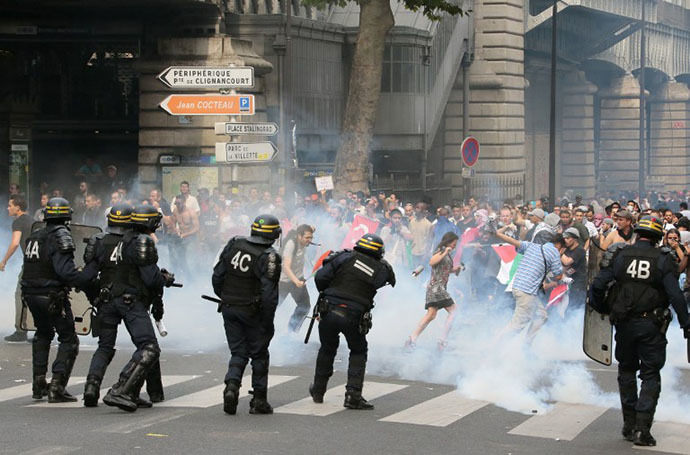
[171,283,183,288]
[304,305,319,344]
[202,294,223,313]
[202,294,222,304]
[687,338,690,363]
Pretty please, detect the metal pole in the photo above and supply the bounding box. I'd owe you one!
[462,57,470,201]
[638,0,646,202]
[286,0,293,169]
[548,0,558,206]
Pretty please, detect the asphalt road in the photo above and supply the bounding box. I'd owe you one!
[1,337,689,455]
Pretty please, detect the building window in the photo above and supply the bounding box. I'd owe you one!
[381,45,424,93]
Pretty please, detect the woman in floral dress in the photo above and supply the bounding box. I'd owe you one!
[405,232,463,351]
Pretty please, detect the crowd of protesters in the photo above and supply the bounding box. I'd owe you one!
[5,164,690,345]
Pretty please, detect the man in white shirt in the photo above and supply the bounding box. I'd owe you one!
[171,181,200,215]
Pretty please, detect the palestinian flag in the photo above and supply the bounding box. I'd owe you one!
[453,227,480,266]
[491,244,523,292]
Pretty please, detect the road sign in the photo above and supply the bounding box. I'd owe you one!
[462,167,476,178]
[159,94,254,116]
[215,122,279,136]
[157,66,254,89]
[461,136,480,168]
[215,142,277,163]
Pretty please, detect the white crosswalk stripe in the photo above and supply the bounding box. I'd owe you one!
[634,422,690,455]
[508,402,608,441]
[18,447,81,455]
[4,373,690,448]
[0,377,86,404]
[274,381,407,416]
[380,391,489,427]
[157,375,297,408]
[28,375,199,408]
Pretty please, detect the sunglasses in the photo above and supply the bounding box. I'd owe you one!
[668,237,679,241]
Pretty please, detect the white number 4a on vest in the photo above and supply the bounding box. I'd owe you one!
[25,241,40,259]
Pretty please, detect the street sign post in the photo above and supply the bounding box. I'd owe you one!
[214,122,279,136]
[159,94,255,116]
[215,142,278,163]
[157,66,254,89]
[461,136,480,168]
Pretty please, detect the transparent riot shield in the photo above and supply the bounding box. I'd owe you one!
[21,222,101,336]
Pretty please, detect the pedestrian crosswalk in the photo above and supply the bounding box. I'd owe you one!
[2,373,690,454]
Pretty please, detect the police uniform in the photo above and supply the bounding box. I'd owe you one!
[211,215,281,415]
[100,205,173,413]
[590,216,690,446]
[310,234,395,410]
[21,198,89,403]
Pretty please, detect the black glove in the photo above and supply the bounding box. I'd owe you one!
[151,301,164,321]
[161,268,175,288]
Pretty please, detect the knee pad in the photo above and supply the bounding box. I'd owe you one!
[140,343,160,366]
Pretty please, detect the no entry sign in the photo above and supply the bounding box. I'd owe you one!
[461,137,480,168]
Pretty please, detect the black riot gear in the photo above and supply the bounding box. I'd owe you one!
[131,205,162,233]
[590,238,690,447]
[107,203,133,228]
[44,197,72,223]
[310,248,395,410]
[21,219,88,404]
[611,246,665,321]
[212,234,282,414]
[354,234,385,259]
[220,238,265,306]
[321,251,386,310]
[248,214,282,245]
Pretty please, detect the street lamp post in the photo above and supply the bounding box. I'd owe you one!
[638,0,647,202]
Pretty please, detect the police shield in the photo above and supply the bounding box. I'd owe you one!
[21,223,102,336]
[583,304,613,366]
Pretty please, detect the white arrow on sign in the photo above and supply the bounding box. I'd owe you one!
[215,142,278,163]
[214,122,279,136]
[158,66,254,89]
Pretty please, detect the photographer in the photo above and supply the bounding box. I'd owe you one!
[380,209,413,267]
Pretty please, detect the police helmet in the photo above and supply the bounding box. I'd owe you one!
[248,214,282,245]
[634,215,664,240]
[44,197,72,223]
[354,233,385,259]
[107,203,133,228]
[131,204,162,233]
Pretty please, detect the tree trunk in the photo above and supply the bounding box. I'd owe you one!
[333,0,394,196]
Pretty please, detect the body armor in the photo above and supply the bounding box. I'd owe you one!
[322,251,382,309]
[611,245,666,321]
[221,238,266,306]
[22,226,61,283]
[111,232,150,299]
[99,233,124,287]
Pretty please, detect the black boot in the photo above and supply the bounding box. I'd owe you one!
[32,375,48,400]
[223,383,240,415]
[633,412,656,446]
[249,389,273,414]
[103,344,159,413]
[133,389,153,409]
[146,360,165,403]
[309,377,328,404]
[621,407,636,441]
[344,391,374,410]
[48,374,77,403]
[83,375,101,407]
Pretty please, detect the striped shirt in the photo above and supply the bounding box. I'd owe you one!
[512,241,563,295]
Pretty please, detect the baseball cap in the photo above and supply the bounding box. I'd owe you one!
[564,227,580,239]
[603,218,615,226]
[527,208,545,220]
[615,209,633,220]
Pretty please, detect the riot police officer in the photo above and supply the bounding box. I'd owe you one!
[100,204,175,412]
[590,216,690,446]
[21,197,89,402]
[309,234,395,410]
[80,203,132,407]
[212,215,281,415]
